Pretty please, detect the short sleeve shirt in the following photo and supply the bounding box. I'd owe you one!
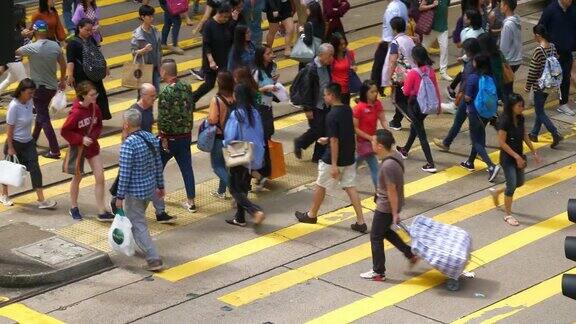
[376,152,405,213]
[6,98,34,143]
[322,105,356,166]
[498,115,524,164]
[352,100,384,139]
[131,103,154,133]
[19,39,62,90]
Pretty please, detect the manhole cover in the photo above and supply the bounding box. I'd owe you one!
[15,237,92,266]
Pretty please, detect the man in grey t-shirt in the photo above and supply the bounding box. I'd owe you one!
[16,20,66,159]
[360,129,417,281]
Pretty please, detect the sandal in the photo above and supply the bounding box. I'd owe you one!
[225,219,247,227]
[503,215,519,226]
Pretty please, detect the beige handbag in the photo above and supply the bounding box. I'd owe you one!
[121,54,153,89]
[223,141,254,168]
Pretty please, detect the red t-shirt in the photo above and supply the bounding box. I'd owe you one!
[352,100,384,141]
[331,50,355,94]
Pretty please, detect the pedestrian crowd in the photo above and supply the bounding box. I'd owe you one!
[0,0,574,275]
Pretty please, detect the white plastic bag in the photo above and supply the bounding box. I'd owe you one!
[108,209,136,256]
[0,156,27,187]
[273,82,289,102]
[49,90,67,113]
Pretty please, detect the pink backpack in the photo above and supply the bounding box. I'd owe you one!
[165,0,189,16]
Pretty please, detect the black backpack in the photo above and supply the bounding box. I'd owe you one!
[289,63,312,106]
[78,37,107,82]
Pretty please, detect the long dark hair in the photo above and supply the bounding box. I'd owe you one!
[477,33,500,58]
[216,71,234,97]
[465,9,483,30]
[14,4,27,29]
[358,80,377,103]
[13,78,36,99]
[502,92,524,124]
[330,32,347,57]
[412,45,434,67]
[39,0,56,13]
[231,25,249,68]
[462,37,481,60]
[232,84,256,127]
[255,45,273,77]
[474,54,492,75]
[307,1,323,24]
[81,0,98,11]
[233,67,258,92]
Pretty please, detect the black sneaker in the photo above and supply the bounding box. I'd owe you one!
[551,133,563,149]
[190,69,204,81]
[396,146,408,159]
[42,151,61,159]
[488,165,501,182]
[156,212,177,224]
[69,207,83,220]
[459,161,475,172]
[147,259,163,272]
[295,211,317,224]
[110,198,118,215]
[389,121,402,131]
[351,222,368,233]
[293,139,302,159]
[97,212,115,222]
[528,134,538,143]
[225,219,247,227]
[421,163,437,173]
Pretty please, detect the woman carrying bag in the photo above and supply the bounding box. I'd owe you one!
[223,84,266,227]
[330,32,358,105]
[61,81,114,221]
[0,79,57,209]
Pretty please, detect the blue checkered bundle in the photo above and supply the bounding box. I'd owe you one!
[408,215,472,280]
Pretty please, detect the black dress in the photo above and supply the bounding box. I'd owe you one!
[66,36,111,120]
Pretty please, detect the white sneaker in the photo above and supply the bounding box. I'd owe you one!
[360,269,385,280]
[557,104,575,116]
[37,200,57,209]
[441,102,457,114]
[210,191,227,199]
[0,195,13,206]
[440,72,453,82]
[254,177,268,192]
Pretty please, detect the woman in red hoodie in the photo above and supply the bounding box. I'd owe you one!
[61,81,112,221]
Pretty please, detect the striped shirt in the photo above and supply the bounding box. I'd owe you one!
[525,43,558,92]
[117,130,164,200]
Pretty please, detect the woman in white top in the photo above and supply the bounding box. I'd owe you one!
[1,79,57,209]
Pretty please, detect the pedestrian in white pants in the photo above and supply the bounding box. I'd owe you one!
[420,0,452,81]
[0,62,28,93]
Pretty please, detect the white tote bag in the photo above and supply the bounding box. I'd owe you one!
[0,156,27,187]
[49,90,68,113]
[108,209,136,256]
[273,82,289,102]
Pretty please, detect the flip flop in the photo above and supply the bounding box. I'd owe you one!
[504,215,519,226]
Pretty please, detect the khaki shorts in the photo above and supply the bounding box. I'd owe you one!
[316,161,357,189]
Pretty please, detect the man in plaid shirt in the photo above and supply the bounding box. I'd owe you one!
[115,109,165,272]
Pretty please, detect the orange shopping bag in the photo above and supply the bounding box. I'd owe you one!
[268,139,286,180]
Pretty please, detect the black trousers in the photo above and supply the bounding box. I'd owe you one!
[558,51,573,105]
[370,210,414,275]
[229,166,262,223]
[3,140,42,189]
[390,86,407,127]
[259,137,272,178]
[370,41,389,91]
[192,69,217,103]
[295,108,327,162]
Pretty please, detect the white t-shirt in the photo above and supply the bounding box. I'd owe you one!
[382,0,409,42]
[6,98,34,143]
[460,27,485,43]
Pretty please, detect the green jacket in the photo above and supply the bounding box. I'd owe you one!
[158,80,195,136]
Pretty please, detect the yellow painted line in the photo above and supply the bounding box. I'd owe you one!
[0,303,64,324]
[308,212,574,324]
[217,160,576,306]
[159,118,575,284]
[452,268,576,324]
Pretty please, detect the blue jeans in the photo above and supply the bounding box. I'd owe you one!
[244,0,264,45]
[502,158,524,196]
[356,153,379,188]
[161,136,196,199]
[62,0,77,32]
[160,3,182,46]
[467,111,495,168]
[443,101,467,148]
[530,91,558,137]
[210,138,229,194]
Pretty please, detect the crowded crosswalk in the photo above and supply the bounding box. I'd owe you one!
[0,0,575,322]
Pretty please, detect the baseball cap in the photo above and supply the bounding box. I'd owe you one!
[32,20,48,33]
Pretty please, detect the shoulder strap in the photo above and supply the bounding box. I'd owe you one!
[133,132,157,157]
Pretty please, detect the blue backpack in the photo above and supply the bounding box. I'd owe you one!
[197,96,223,152]
[474,75,498,119]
